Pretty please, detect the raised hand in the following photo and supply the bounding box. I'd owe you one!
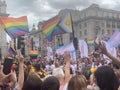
[16,50,24,63]
[99,42,108,55]
[64,51,70,62]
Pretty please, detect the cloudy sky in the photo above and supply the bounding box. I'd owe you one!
[5,0,120,29]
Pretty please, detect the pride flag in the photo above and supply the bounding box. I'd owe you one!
[42,14,73,41]
[0,16,29,38]
[42,16,65,41]
[107,30,120,48]
[28,50,39,56]
[59,13,72,33]
[87,38,95,46]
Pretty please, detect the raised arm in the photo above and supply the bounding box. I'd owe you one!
[99,42,120,66]
[64,51,70,83]
[15,51,24,90]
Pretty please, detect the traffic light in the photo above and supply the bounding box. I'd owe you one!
[17,36,25,56]
[17,36,24,49]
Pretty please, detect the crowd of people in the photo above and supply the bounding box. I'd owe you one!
[0,42,120,90]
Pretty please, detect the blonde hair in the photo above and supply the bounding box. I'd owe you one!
[67,74,87,90]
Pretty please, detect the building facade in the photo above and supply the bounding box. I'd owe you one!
[0,0,9,59]
[59,4,120,44]
[29,4,120,55]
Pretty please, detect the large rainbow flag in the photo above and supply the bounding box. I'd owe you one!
[42,16,65,41]
[0,16,29,38]
[42,14,73,41]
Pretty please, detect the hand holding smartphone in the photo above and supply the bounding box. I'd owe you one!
[3,57,13,75]
[16,49,24,62]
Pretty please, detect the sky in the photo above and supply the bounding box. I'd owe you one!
[5,0,120,28]
[4,0,120,41]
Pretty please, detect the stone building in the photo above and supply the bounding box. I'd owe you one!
[27,4,120,56]
[0,0,9,59]
[58,4,120,44]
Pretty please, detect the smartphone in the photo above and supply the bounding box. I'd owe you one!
[3,57,13,75]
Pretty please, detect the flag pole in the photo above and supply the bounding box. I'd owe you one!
[70,12,79,75]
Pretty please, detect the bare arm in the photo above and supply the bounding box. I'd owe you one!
[9,71,17,87]
[99,42,120,66]
[15,52,24,90]
[104,52,120,66]
[64,52,70,83]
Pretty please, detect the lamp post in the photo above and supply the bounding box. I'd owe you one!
[70,12,80,75]
[31,36,34,50]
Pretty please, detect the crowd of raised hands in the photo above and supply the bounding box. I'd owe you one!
[0,42,120,90]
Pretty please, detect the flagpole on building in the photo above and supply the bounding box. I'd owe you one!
[70,12,79,75]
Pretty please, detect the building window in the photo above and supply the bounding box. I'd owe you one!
[101,23,104,27]
[117,14,119,19]
[112,22,115,28]
[84,30,87,35]
[102,29,104,34]
[95,29,99,35]
[79,24,81,29]
[84,23,87,27]
[117,22,120,28]
[95,21,99,26]
[84,13,86,18]
[107,30,110,34]
[106,21,111,28]
[80,31,82,36]
[57,35,63,46]
[95,26,100,35]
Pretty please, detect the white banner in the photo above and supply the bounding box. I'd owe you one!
[47,46,53,60]
[79,40,88,58]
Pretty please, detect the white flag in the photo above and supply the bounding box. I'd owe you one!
[79,40,88,58]
[47,46,53,60]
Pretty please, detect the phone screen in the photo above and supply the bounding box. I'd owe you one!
[3,58,13,75]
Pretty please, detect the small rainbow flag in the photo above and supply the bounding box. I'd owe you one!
[28,50,39,56]
[0,16,29,38]
[87,38,95,46]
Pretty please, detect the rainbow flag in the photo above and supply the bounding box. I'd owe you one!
[87,38,95,46]
[42,16,65,41]
[42,14,73,41]
[28,50,39,56]
[0,16,29,38]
